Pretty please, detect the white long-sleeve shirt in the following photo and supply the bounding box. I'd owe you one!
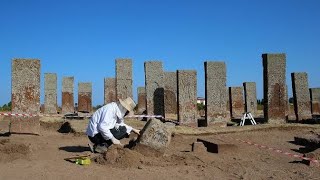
[86,102,133,140]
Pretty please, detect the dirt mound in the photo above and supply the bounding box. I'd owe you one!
[0,139,30,162]
[93,145,144,168]
[93,144,207,169]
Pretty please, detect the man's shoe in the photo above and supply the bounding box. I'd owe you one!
[95,144,108,153]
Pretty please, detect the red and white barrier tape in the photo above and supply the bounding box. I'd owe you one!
[0,112,165,119]
[0,112,87,118]
[126,115,165,119]
[231,137,319,163]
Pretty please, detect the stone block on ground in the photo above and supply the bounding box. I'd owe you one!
[303,148,320,167]
[0,116,10,134]
[294,132,320,148]
[197,138,236,153]
[192,142,207,154]
[136,118,172,154]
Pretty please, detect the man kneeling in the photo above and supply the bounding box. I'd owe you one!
[86,97,140,153]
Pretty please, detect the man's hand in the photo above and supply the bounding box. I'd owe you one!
[111,137,121,145]
[132,128,140,135]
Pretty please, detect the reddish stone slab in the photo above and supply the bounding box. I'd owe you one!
[78,82,92,113]
[62,77,74,114]
[11,59,40,134]
[104,78,116,104]
[262,54,287,124]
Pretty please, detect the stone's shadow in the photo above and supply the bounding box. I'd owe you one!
[57,122,72,133]
[198,118,207,127]
[0,132,11,137]
[59,146,91,153]
[289,160,306,165]
[153,88,164,116]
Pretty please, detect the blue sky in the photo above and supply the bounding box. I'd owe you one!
[0,0,319,106]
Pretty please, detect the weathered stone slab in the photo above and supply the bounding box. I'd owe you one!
[310,88,320,115]
[78,82,92,113]
[11,59,40,134]
[229,87,244,119]
[291,72,312,121]
[44,73,57,114]
[205,61,228,124]
[116,59,132,100]
[243,82,257,117]
[104,78,116,105]
[177,70,197,126]
[137,118,172,153]
[62,77,74,114]
[144,61,164,116]
[164,72,177,115]
[262,53,287,124]
[137,87,146,113]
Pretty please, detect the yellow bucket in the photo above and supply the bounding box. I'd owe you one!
[75,157,91,165]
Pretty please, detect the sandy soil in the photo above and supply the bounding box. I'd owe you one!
[1,119,320,180]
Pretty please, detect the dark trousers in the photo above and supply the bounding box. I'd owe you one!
[88,126,128,146]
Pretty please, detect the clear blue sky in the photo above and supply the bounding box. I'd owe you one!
[1,0,320,106]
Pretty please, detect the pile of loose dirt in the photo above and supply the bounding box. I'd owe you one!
[93,144,207,169]
[0,139,30,162]
[93,145,144,168]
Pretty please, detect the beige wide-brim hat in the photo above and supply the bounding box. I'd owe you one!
[119,97,136,112]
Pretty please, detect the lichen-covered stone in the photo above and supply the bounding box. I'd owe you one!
[62,77,74,114]
[310,88,320,115]
[144,61,164,116]
[229,87,244,119]
[137,118,172,153]
[291,72,312,120]
[243,82,257,117]
[104,78,116,104]
[11,59,40,134]
[262,54,287,124]
[44,73,57,114]
[205,61,228,124]
[177,70,197,126]
[78,82,92,113]
[116,59,132,100]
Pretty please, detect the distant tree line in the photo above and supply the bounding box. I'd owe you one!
[0,101,11,111]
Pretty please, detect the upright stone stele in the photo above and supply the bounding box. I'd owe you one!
[262,53,287,124]
[137,87,146,113]
[291,72,312,121]
[144,61,164,116]
[116,59,132,100]
[11,59,40,134]
[78,82,92,113]
[44,73,57,114]
[177,70,197,126]
[310,88,320,115]
[164,72,177,115]
[62,77,74,114]
[243,82,257,117]
[205,61,228,125]
[104,78,116,105]
[229,87,244,119]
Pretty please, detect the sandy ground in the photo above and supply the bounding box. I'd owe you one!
[1,117,320,180]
